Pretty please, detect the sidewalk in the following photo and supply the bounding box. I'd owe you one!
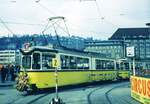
[0,80,16,87]
[0,75,16,87]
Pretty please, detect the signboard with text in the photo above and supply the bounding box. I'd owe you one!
[126,46,135,57]
[52,58,59,67]
[131,76,150,104]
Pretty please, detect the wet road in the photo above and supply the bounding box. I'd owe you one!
[0,81,140,104]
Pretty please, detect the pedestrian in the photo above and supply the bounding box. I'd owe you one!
[15,65,20,75]
[0,64,2,82]
[4,65,9,81]
[14,65,20,79]
[1,65,6,83]
[9,64,15,81]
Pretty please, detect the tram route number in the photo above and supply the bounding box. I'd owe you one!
[52,58,59,67]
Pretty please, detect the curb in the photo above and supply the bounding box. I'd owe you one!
[0,82,16,87]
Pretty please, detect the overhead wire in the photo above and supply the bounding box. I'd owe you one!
[35,0,74,47]
[94,0,119,28]
[0,17,14,35]
[35,1,65,46]
[63,19,71,37]
[0,21,44,26]
[0,17,20,50]
[35,0,111,38]
[41,20,50,34]
[35,0,57,16]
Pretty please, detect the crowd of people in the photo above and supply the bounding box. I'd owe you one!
[0,64,20,83]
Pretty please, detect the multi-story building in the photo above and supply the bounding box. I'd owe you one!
[0,50,20,65]
[109,27,150,69]
[85,27,150,69]
[84,40,124,59]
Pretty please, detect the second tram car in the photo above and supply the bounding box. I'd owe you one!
[16,45,130,92]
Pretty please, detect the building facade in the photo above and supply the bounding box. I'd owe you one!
[0,50,20,65]
[84,40,124,59]
[85,27,150,70]
[109,28,150,69]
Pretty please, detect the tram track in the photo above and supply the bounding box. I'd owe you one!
[7,91,50,104]
[26,93,49,104]
[6,82,131,104]
[105,83,129,104]
[87,86,104,104]
[26,81,125,104]
[7,93,26,104]
[87,82,129,104]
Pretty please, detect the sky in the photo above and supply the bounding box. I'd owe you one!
[0,0,150,39]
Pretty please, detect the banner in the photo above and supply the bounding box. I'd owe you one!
[131,76,150,104]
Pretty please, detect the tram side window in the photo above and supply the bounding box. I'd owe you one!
[96,60,114,70]
[42,54,55,69]
[61,55,77,69]
[22,55,31,69]
[77,57,89,70]
[124,63,129,70]
[32,53,40,69]
[61,55,70,69]
[70,56,77,69]
[60,55,89,70]
[106,61,114,70]
[118,62,129,70]
[96,60,104,70]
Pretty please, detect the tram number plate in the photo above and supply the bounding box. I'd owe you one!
[52,58,59,67]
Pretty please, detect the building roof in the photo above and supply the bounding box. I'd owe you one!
[109,28,150,40]
[85,40,124,46]
[20,46,107,58]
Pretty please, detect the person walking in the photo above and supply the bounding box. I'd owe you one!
[0,64,2,82]
[1,65,6,83]
[15,65,20,75]
[9,64,15,81]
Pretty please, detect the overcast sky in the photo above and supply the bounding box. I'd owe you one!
[0,0,150,39]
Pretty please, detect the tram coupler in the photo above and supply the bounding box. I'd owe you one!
[50,97,64,104]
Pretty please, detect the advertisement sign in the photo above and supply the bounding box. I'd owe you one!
[126,46,135,57]
[131,76,150,104]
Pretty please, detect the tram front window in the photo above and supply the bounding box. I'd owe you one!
[32,53,40,69]
[22,55,31,69]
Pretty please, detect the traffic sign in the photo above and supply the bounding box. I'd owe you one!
[126,46,135,57]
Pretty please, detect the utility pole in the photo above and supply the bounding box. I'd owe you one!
[49,41,64,104]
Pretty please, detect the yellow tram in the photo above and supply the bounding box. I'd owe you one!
[16,45,130,92]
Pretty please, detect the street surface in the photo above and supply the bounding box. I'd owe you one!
[0,81,140,104]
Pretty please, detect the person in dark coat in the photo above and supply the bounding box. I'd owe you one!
[9,64,15,81]
[15,65,20,74]
[1,65,7,83]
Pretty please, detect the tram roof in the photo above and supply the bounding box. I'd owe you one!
[20,46,107,58]
[20,46,58,55]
